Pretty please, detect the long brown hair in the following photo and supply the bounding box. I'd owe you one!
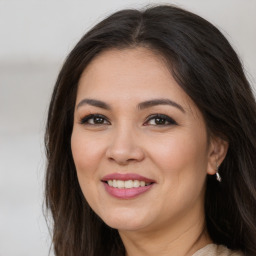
[45,5,256,256]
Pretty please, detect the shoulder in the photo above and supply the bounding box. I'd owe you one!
[192,244,244,256]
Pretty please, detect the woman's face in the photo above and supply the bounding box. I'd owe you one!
[71,47,215,232]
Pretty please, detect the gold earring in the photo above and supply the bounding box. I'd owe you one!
[216,164,222,182]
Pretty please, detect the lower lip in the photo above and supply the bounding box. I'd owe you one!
[103,182,154,199]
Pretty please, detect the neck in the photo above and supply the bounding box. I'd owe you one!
[119,205,212,256]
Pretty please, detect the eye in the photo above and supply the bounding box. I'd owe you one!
[80,114,110,125]
[144,114,177,126]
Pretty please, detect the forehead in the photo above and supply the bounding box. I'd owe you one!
[77,47,195,112]
[79,47,169,84]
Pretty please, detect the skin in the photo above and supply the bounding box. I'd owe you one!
[71,47,228,256]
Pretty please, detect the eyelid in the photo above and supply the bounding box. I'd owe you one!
[80,114,110,125]
[144,114,177,126]
[79,113,177,126]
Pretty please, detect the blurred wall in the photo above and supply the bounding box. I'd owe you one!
[0,1,255,255]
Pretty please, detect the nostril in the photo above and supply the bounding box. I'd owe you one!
[106,147,145,165]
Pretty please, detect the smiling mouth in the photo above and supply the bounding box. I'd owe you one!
[103,180,153,189]
[101,173,155,199]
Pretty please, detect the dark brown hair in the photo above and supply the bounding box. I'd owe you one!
[45,5,256,256]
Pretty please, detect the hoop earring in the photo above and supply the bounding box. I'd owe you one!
[216,164,222,182]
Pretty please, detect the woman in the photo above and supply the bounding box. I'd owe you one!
[45,5,256,256]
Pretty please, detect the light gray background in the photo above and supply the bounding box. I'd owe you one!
[0,1,255,255]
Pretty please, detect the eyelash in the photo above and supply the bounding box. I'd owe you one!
[79,113,177,126]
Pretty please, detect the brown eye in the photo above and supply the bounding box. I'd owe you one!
[80,114,110,125]
[145,114,177,126]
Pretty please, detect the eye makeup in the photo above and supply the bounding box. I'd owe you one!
[79,113,177,127]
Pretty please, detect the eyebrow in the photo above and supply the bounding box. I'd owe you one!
[76,98,185,113]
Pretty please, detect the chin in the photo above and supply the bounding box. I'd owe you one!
[98,208,151,231]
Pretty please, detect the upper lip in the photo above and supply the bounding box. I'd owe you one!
[101,173,156,183]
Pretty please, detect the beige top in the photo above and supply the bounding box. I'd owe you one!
[192,244,244,256]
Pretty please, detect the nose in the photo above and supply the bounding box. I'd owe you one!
[105,125,145,165]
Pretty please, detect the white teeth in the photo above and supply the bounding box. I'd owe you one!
[113,180,117,188]
[117,180,124,188]
[134,180,140,187]
[107,179,152,188]
[125,180,133,189]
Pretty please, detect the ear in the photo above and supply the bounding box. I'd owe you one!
[207,136,229,175]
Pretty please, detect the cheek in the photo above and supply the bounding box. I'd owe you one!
[71,129,105,209]
[71,130,104,176]
[150,133,208,215]
[152,133,208,173]
[149,130,209,206]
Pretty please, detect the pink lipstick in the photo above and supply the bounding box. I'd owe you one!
[101,173,155,199]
